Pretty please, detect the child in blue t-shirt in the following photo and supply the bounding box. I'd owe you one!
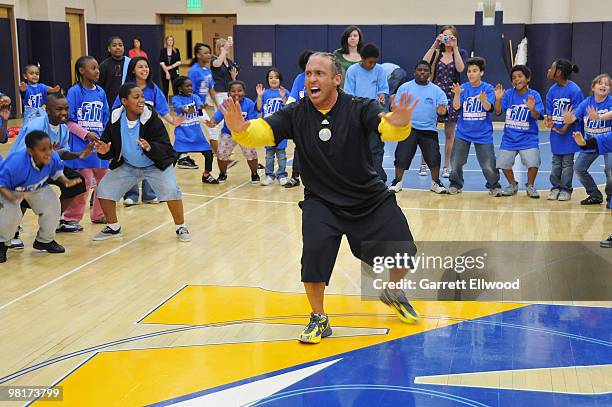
[206,80,259,183]
[113,56,184,205]
[172,76,218,184]
[63,56,111,227]
[449,57,501,196]
[19,64,60,125]
[389,60,448,194]
[256,68,289,186]
[188,43,220,160]
[0,131,83,263]
[564,73,612,206]
[494,65,545,198]
[544,59,583,201]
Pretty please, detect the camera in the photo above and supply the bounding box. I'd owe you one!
[440,34,450,44]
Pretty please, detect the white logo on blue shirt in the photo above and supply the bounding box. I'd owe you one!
[505,104,530,130]
[462,96,486,121]
[263,98,284,118]
[551,98,571,124]
[583,109,611,136]
[27,94,43,108]
[78,101,104,129]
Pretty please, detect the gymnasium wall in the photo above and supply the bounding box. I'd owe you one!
[0,18,16,116]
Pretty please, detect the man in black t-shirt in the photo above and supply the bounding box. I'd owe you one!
[222,53,420,344]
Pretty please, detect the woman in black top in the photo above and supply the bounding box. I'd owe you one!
[211,38,239,96]
[159,36,181,99]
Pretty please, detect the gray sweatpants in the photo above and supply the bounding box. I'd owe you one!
[0,186,60,246]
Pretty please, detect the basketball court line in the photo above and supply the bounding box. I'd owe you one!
[181,192,610,215]
[0,181,251,313]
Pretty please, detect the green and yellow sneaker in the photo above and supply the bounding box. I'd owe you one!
[299,313,332,344]
[380,288,420,323]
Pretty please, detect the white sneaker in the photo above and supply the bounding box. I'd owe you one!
[442,167,450,178]
[260,175,275,186]
[123,198,137,206]
[176,226,191,242]
[418,164,428,176]
[389,178,402,193]
[431,181,447,194]
[547,190,560,200]
[144,198,160,204]
[448,186,462,195]
[489,188,503,197]
[526,184,540,199]
[558,191,572,201]
[278,177,289,186]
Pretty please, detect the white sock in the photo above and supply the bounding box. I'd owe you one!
[175,223,186,231]
[108,222,121,231]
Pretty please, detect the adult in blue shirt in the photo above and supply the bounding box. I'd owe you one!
[389,60,448,194]
[344,43,390,182]
[0,131,83,263]
[544,59,583,201]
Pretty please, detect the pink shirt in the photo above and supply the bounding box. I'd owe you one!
[128,49,148,59]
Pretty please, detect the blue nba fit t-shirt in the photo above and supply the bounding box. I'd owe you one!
[456,81,495,144]
[172,94,212,153]
[261,89,288,149]
[213,97,258,135]
[66,84,110,169]
[395,80,447,131]
[500,88,544,151]
[188,64,216,104]
[22,83,50,109]
[546,81,584,154]
[574,95,612,154]
[112,83,170,116]
[10,115,70,154]
[0,150,64,191]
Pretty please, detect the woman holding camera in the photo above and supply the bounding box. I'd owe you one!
[422,25,467,178]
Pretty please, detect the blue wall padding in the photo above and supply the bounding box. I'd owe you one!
[525,23,572,95]
[0,18,16,116]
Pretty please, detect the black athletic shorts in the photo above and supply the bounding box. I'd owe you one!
[300,195,416,285]
[21,167,86,209]
[394,128,441,170]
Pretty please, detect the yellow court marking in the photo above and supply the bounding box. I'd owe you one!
[34,286,525,406]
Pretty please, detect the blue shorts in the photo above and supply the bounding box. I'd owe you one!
[96,163,182,202]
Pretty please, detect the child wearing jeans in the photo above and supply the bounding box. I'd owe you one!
[564,73,611,206]
[494,65,544,198]
[448,57,501,196]
[19,64,60,125]
[256,68,288,186]
[544,59,583,201]
[93,83,191,242]
[0,131,82,263]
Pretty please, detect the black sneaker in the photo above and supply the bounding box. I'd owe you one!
[251,173,261,184]
[93,226,122,241]
[202,174,219,184]
[380,288,420,323]
[33,240,66,253]
[177,156,198,169]
[56,220,83,233]
[580,196,603,205]
[601,234,612,248]
[284,177,301,188]
[218,173,227,183]
[0,244,7,263]
[299,313,332,344]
